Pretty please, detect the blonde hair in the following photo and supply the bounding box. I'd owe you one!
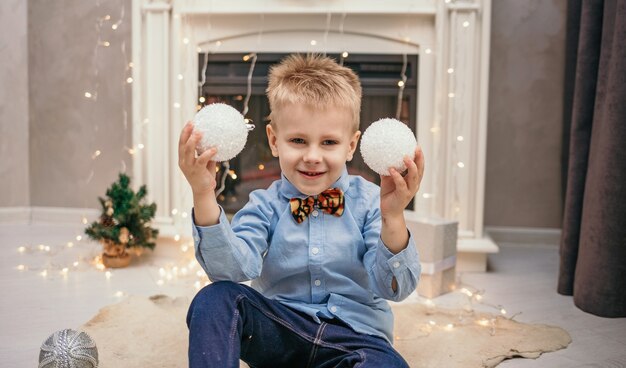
[266,54,362,130]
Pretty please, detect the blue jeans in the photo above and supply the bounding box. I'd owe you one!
[186,281,409,368]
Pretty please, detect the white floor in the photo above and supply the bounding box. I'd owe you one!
[1,223,625,367]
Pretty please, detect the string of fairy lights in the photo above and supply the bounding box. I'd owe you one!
[13,0,509,336]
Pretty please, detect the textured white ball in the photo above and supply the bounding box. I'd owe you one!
[193,103,248,162]
[360,118,417,176]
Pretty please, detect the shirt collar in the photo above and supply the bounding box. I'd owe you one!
[279,166,350,200]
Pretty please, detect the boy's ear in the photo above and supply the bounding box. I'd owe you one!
[347,130,361,161]
[266,124,279,157]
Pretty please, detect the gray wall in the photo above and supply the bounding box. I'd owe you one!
[28,0,132,208]
[0,0,131,209]
[0,0,566,228]
[484,0,566,228]
[0,0,30,207]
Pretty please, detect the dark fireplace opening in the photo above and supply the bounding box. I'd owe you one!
[198,53,418,213]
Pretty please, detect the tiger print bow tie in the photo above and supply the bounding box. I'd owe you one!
[289,188,344,223]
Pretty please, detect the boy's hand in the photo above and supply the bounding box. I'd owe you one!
[380,147,425,217]
[178,121,218,196]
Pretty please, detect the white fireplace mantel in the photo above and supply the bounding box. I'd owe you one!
[132,0,498,271]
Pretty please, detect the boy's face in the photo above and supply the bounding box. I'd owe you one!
[266,103,360,196]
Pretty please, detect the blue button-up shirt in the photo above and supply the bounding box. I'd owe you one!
[192,168,421,342]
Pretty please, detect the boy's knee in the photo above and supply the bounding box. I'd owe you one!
[193,281,242,304]
[187,281,245,327]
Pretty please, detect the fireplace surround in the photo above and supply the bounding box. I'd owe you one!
[131,0,497,270]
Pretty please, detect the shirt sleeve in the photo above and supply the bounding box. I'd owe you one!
[191,191,273,282]
[362,197,421,301]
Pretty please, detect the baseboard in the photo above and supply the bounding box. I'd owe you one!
[485,226,561,247]
[0,206,99,225]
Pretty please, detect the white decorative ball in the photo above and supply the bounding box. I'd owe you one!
[192,103,249,162]
[360,118,417,176]
[39,329,98,368]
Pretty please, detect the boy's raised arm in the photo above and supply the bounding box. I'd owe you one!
[178,121,221,226]
[379,147,425,253]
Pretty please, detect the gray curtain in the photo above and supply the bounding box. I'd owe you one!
[558,0,626,317]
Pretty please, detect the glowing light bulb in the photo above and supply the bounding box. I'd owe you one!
[41,270,48,278]
[342,51,349,58]
[18,246,26,253]
[84,92,92,98]
[457,162,465,168]
[76,235,82,241]
[500,308,507,315]
[73,261,79,267]
[171,209,178,215]
[61,268,69,275]
[17,265,26,271]
[115,291,124,297]
[445,324,454,331]
[181,212,188,218]
[103,41,110,47]
[397,81,405,87]
[422,193,433,199]
[457,136,464,141]
[258,164,265,170]
[425,48,432,54]
[126,77,133,84]
[174,234,181,242]
[182,37,190,44]
[310,40,317,46]
[173,102,181,109]
[430,127,440,133]
[112,24,118,30]
[463,21,470,27]
[157,280,165,286]
[178,74,184,80]
[199,96,206,103]
[105,271,112,279]
[138,143,145,149]
[477,319,490,326]
[447,68,454,74]
[448,92,455,98]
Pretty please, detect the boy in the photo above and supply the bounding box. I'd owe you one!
[179,54,424,368]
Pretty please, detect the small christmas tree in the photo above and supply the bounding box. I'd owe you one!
[85,173,158,266]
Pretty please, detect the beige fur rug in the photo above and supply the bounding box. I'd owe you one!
[80,295,570,368]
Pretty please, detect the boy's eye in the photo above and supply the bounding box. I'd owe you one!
[289,138,305,144]
[322,140,338,145]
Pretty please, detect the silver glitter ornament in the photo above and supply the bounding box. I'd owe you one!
[39,329,98,368]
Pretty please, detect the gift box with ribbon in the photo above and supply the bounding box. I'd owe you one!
[405,212,459,299]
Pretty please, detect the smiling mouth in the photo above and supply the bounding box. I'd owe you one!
[298,170,325,178]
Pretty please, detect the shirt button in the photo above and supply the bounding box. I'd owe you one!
[312,247,319,255]
[312,210,319,217]
[330,306,338,313]
[393,261,401,268]
[314,279,321,286]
